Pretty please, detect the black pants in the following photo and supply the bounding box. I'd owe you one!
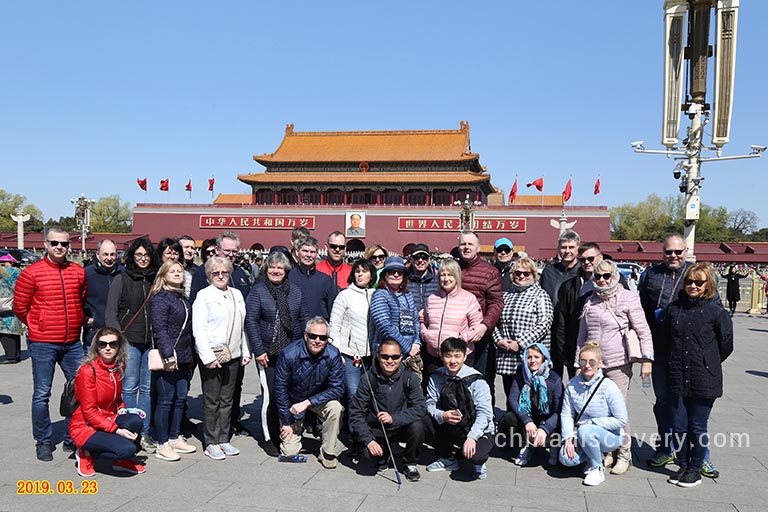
[471,335,496,405]
[262,358,281,447]
[364,420,424,464]
[424,416,493,465]
[1,334,21,361]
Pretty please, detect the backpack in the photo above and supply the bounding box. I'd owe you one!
[437,373,484,439]
[59,364,95,418]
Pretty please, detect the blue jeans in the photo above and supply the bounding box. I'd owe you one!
[651,355,681,455]
[342,354,367,402]
[82,413,142,460]
[153,364,192,444]
[559,425,623,469]
[29,340,82,446]
[122,343,152,436]
[673,397,715,472]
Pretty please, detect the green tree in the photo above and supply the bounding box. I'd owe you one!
[91,195,132,233]
[0,189,43,232]
[45,216,78,232]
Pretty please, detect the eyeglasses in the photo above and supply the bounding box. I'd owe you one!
[664,249,685,256]
[412,254,429,261]
[370,254,386,261]
[209,271,229,278]
[594,272,613,281]
[205,249,217,256]
[306,333,329,341]
[163,249,178,255]
[496,246,512,254]
[47,240,70,247]
[684,279,706,287]
[220,248,237,255]
[579,256,596,263]
[513,270,531,278]
[378,353,403,361]
[134,253,150,260]
[328,244,345,251]
[578,358,598,368]
[386,270,404,276]
[96,340,118,349]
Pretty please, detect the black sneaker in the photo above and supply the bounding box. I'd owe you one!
[403,465,421,482]
[376,458,389,472]
[261,442,280,458]
[667,466,687,485]
[62,440,76,453]
[677,468,702,488]
[36,443,53,462]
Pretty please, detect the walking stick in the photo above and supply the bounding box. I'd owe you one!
[359,357,402,490]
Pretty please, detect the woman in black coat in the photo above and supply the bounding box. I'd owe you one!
[664,263,733,488]
[720,265,749,316]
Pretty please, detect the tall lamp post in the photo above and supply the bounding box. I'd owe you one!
[70,194,95,254]
[10,206,31,249]
[454,194,481,232]
[632,0,763,260]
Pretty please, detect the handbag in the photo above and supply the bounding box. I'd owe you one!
[0,296,13,313]
[148,299,188,371]
[212,345,232,364]
[606,304,643,364]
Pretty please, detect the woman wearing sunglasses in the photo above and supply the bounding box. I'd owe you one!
[493,258,553,403]
[576,259,653,475]
[664,263,733,488]
[69,327,146,477]
[559,342,628,486]
[149,260,195,461]
[193,256,251,460]
[105,236,160,454]
[420,259,483,380]
[363,244,389,286]
[369,256,420,360]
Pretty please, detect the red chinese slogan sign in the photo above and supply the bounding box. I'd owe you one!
[398,217,526,232]
[199,215,316,229]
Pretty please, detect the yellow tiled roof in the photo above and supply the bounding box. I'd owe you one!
[213,194,253,205]
[238,171,491,186]
[254,121,479,164]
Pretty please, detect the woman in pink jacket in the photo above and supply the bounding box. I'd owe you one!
[576,258,653,475]
[420,259,483,380]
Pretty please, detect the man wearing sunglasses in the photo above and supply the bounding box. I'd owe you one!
[316,231,351,291]
[493,237,516,291]
[13,227,87,462]
[274,317,344,468]
[348,339,426,481]
[638,233,721,478]
[407,243,439,313]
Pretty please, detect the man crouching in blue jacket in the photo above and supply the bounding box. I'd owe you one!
[274,316,344,468]
[349,339,426,481]
[425,337,495,480]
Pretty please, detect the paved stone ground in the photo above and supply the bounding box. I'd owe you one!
[1,313,767,512]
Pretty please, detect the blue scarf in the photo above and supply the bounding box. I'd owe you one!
[518,343,552,415]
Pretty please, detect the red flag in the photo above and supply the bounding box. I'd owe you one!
[208,178,215,191]
[508,179,518,204]
[185,179,192,192]
[526,177,544,192]
[160,179,169,192]
[562,178,572,203]
[137,178,147,191]
[594,178,601,195]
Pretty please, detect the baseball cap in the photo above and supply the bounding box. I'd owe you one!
[494,237,514,251]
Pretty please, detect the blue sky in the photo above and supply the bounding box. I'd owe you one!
[2,1,766,227]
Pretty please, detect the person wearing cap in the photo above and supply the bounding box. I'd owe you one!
[408,243,439,313]
[0,253,23,364]
[493,237,516,291]
[369,256,421,358]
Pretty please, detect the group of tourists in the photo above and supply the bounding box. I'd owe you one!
[5,225,733,488]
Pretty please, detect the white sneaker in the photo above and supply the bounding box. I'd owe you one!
[583,466,605,486]
[155,442,181,461]
[426,458,460,472]
[513,446,532,466]
[169,437,197,454]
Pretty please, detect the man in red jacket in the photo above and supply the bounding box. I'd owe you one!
[457,230,503,400]
[13,227,87,462]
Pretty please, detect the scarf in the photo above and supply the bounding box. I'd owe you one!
[593,277,620,300]
[518,343,552,416]
[510,280,535,292]
[265,279,293,355]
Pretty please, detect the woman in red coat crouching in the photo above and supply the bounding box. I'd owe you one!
[69,327,146,477]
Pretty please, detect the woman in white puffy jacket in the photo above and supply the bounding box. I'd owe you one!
[328,259,377,401]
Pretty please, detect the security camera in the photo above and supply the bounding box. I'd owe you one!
[673,169,681,179]
[630,141,644,149]
[750,145,767,153]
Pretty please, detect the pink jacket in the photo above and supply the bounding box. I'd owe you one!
[576,287,653,369]
[420,287,483,357]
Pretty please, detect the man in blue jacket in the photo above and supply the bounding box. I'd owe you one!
[289,236,337,320]
[274,317,344,468]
